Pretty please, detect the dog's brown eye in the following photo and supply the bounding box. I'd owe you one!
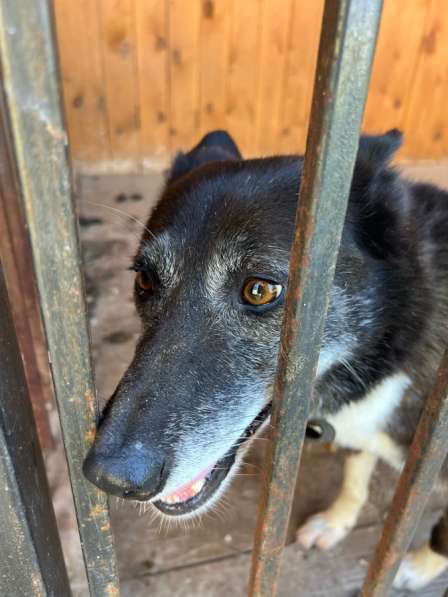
[135,271,154,293]
[242,278,282,306]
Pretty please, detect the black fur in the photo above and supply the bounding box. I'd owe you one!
[431,510,448,558]
[84,130,448,566]
[168,130,241,183]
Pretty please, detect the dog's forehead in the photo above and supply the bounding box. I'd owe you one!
[131,158,305,296]
[139,203,295,291]
[138,227,291,292]
[141,157,301,264]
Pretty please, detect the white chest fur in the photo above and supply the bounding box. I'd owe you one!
[326,372,411,467]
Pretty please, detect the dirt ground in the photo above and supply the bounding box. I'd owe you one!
[45,163,448,596]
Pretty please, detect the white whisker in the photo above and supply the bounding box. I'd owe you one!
[83,199,156,240]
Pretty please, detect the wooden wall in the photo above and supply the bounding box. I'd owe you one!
[53,0,448,170]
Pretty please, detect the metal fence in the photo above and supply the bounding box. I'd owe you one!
[1,0,447,596]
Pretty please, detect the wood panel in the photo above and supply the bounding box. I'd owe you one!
[198,0,230,137]
[53,0,448,166]
[226,0,263,154]
[98,0,140,161]
[135,0,169,157]
[363,0,430,148]
[168,0,201,151]
[278,0,324,155]
[53,0,109,163]
[404,0,448,159]
[255,0,293,154]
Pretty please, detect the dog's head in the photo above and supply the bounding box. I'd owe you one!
[84,129,418,517]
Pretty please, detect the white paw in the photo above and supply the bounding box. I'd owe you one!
[296,512,352,550]
[393,547,448,592]
[394,554,430,591]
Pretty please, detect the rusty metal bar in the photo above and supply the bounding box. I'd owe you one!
[248,1,383,595]
[0,76,55,449]
[0,262,71,596]
[0,1,119,595]
[361,348,448,595]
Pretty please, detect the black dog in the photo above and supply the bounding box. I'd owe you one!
[84,130,448,591]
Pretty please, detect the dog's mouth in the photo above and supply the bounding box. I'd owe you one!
[153,404,271,516]
[153,406,334,516]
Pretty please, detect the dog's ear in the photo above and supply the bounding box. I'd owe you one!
[348,130,408,260]
[168,130,242,183]
[357,129,403,171]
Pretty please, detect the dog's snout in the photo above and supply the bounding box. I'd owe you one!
[83,442,167,501]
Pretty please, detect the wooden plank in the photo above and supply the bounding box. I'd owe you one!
[255,0,293,154]
[53,0,109,164]
[226,0,263,155]
[363,0,430,139]
[78,0,111,163]
[53,0,85,160]
[52,0,448,164]
[168,0,201,151]
[278,0,324,155]
[98,0,140,163]
[136,0,169,158]
[119,525,448,597]
[198,0,230,138]
[403,0,448,159]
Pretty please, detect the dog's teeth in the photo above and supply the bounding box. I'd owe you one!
[191,479,205,495]
[162,477,207,505]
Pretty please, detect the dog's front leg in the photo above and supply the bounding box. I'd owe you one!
[297,450,377,550]
[393,508,448,591]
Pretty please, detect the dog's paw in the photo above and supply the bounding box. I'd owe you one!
[393,545,448,592]
[296,512,353,550]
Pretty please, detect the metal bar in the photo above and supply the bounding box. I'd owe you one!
[361,348,448,595]
[0,78,55,449]
[0,2,119,595]
[0,262,71,597]
[248,1,383,595]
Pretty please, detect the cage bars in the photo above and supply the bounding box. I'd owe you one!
[0,1,119,595]
[361,348,448,595]
[0,263,71,596]
[1,0,448,596]
[248,1,384,594]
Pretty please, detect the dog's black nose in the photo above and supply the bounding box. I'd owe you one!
[83,443,167,500]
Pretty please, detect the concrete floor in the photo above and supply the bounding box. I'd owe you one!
[46,163,448,596]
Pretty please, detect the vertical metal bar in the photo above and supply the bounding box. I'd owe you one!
[361,348,448,596]
[248,1,383,595]
[0,78,55,449]
[0,262,71,597]
[0,2,119,595]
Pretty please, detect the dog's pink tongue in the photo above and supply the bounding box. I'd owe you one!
[162,464,214,504]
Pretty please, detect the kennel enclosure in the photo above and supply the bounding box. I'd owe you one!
[1,0,448,596]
